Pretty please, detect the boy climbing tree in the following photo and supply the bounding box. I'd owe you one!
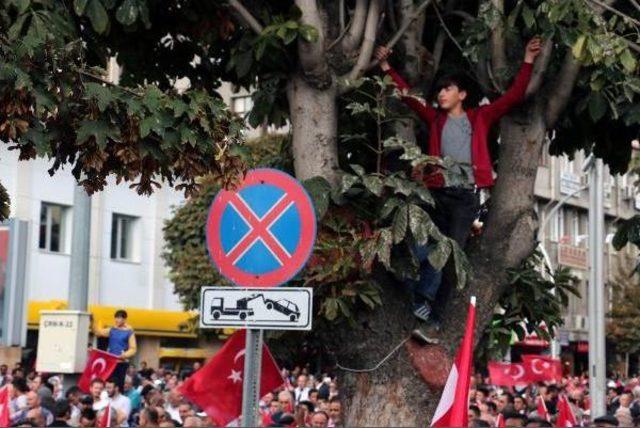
[374,37,542,326]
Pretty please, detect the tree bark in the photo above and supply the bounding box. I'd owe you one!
[286,74,340,185]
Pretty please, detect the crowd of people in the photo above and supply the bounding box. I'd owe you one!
[5,356,640,427]
[467,372,640,427]
[0,361,343,428]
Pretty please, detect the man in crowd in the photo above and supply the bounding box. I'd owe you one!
[178,401,195,423]
[294,374,311,404]
[106,377,132,426]
[328,397,342,428]
[50,399,72,427]
[92,309,137,391]
[89,378,105,406]
[64,386,82,426]
[78,408,96,428]
[164,389,182,423]
[139,407,160,427]
[310,410,330,428]
[12,390,54,426]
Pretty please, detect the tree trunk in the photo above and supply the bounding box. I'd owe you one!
[331,107,547,426]
[287,74,340,185]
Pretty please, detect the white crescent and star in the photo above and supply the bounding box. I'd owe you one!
[505,364,525,380]
[229,349,246,384]
[228,369,242,384]
[233,350,246,365]
[91,358,107,375]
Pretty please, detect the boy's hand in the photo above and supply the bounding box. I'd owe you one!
[524,37,543,63]
[374,46,392,71]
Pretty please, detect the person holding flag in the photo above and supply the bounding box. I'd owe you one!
[92,309,137,392]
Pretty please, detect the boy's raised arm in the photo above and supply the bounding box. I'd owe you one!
[482,37,542,124]
[374,46,437,124]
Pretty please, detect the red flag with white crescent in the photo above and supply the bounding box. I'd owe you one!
[0,386,10,428]
[431,297,476,427]
[78,349,120,393]
[488,362,532,386]
[179,330,284,427]
[522,354,563,382]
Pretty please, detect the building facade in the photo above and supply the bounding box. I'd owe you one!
[533,144,639,375]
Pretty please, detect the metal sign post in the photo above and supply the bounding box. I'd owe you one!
[204,169,317,427]
[241,329,263,427]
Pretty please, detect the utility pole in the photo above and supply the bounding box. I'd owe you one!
[588,157,606,417]
[67,185,90,311]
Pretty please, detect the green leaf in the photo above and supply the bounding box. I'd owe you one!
[299,24,319,43]
[362,175,383,196]
[572,35,586,59]
[350,164,365,176]
[12,0,30,14]
[376,228,393,270]
[138,1,150,27]
[588,92,607,121]
[116,0,138,26]
[408,204,432,246]
[392,204,408,244]
[337,173,359,195]
[302,176,331,219]
[451,240,471,289]
[84,82,115,112]
[76,119,119,148]
[85,0,109,33]
[427,240,451,271]
[620,49,637,74]
[380,197,402,220]
[521,4,535,29]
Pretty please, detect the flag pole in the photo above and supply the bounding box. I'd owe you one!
[241,329,263,427]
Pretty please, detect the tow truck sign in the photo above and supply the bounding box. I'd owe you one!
[199,287,313,330]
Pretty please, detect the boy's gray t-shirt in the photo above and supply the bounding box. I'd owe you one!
[440,114,475,186]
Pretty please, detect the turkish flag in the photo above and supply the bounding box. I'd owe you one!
[536,395,550,422]
[555,394,577,427]
[522,355,563,382]
[78,349,119,393]
[97,404,112,428]
[495,413,505,428]
[431,297,476,427]
[179,330,284,427]
[0,386,10,428]
[488,362,532,386]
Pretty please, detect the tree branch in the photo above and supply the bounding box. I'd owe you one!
[445,10,476,22]
[346,0,384,81]
[365,0,435,70]
[295,0,331,85]
[587,0,640,27]
[490,0,508,90]
[545,50,581,127]
[227,0,264,35]
[339,0,346,31]
[525,38,553,97]
[387,0,399,31]
[342,0,369,52]
[630,0,640,13]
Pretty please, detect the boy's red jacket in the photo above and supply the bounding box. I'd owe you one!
[385,62,533,188]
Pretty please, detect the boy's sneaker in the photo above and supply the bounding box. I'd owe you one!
[413,300,432,322]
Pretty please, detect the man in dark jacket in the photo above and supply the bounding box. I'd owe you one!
[374,38,542,323]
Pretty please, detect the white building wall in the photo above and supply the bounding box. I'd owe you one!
[1,145,184,311]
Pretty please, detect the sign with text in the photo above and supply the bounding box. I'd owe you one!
[558,244,588,270]
[36,311,91,373]
[200,287,312,330]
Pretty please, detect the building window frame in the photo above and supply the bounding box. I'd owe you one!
[110,214,139,262]
[38,202,70,254]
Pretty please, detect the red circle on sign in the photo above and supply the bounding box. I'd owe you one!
[206,168,317,287]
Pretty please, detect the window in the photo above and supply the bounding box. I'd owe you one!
[551,208,565,242]
[231,96,253,115]
[111,214,138,261]
[39,203,69,253]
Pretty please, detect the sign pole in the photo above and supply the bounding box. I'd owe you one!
[241,328,263,427]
